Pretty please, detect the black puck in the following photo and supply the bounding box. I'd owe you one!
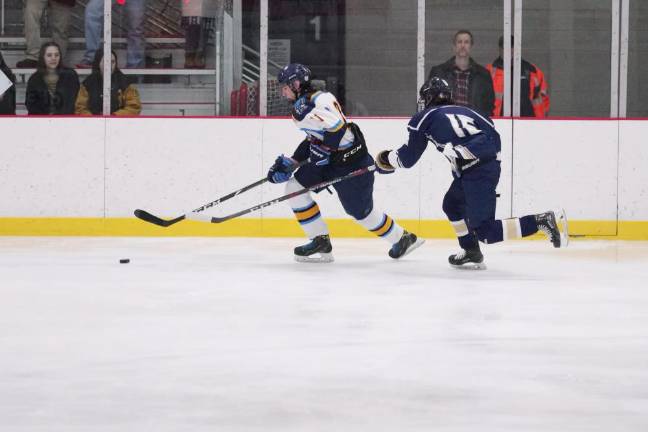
[120,259,130,264]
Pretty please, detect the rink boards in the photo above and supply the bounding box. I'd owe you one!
[0,116,646,239]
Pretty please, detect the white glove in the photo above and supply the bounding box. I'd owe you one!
[442,142,458,160]
[442,142,460,175]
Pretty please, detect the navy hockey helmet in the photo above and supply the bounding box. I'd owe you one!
[277,63,312,94]
[418,76,453,111]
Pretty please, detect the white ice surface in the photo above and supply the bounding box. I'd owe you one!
[1,237,647,431]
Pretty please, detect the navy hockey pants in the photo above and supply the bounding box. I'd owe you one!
[294,154,375,220]
[442,160,501,246]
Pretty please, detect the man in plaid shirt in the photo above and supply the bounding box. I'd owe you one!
[427,30,494,116]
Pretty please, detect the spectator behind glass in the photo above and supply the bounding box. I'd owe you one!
[77,0,146,69]
[16,0,75,68]
[427,30,494,116]
[182,0,217,69]
[75,50,142,115]
[0,50,17,114]
[486,36,550,117]
[25,42,79,115]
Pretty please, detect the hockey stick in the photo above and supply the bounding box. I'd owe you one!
[191,165,377,224]
[134,160,308,227]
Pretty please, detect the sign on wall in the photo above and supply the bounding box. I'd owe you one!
[268,39,291,67]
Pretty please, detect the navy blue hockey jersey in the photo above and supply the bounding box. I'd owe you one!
[394,105,501,175]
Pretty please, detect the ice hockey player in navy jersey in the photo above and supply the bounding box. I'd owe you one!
[375,77,568,269]
[267,63,424,263]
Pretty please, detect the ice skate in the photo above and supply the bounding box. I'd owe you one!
[294,235,334,263]
[448,247,486,270]
[389,231,425,259]
[535,209,568,248]
[557,208,569,247]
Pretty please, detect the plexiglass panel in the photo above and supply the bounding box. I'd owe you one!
[523,0,612,117]
[343,0,418,116]
[0,0,639,118]
[424,0,502,117]
[0,0,88,114]
[108,0,228,116]
[0,0,248,116]
[627,0,648,117]
[257,0,418,117]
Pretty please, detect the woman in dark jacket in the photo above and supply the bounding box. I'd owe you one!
[0,50,16,115]
[75,49,141,115]
[25,41,79,115]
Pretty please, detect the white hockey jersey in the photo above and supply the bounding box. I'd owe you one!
[291,91,355,150]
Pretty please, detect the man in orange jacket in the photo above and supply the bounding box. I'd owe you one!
[486,36,550,117]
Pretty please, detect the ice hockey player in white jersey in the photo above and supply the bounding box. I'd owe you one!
[375,77,568,269]
[267,63,424,262]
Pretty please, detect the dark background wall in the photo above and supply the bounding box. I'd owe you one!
[344,0,646,117]
[628,1,648,117]
[241,0,646,117]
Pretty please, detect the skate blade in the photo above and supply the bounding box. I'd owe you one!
[294,252,334,263]
[398,238,426,259]
[557,208,569,247]
[450,262,487,270]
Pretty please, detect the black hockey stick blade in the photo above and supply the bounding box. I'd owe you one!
[209,165,376,224]
[134,209,186,227]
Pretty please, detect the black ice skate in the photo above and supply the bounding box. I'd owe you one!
[389,231,425,259]
[448,247,486,270]
[294,235,334,263]
[535,209,569,248]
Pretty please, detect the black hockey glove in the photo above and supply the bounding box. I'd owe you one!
[375,150,396,174]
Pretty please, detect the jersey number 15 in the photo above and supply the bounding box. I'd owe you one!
[446,114,481,138]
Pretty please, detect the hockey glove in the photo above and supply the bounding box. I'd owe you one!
[267,155,298,184]
[375,150,396,174]
[442,143,460,175]
[309,143,331,166]
[442,142,460,160]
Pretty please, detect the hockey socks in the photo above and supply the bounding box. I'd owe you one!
[450,219,480,250]
[356,208,423,258]
[501,216,540,240]
[357,208,404,244]
[497,213,566,246]
[286,179,329,239]
[450,212,564,245]
[292,201,329,236]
